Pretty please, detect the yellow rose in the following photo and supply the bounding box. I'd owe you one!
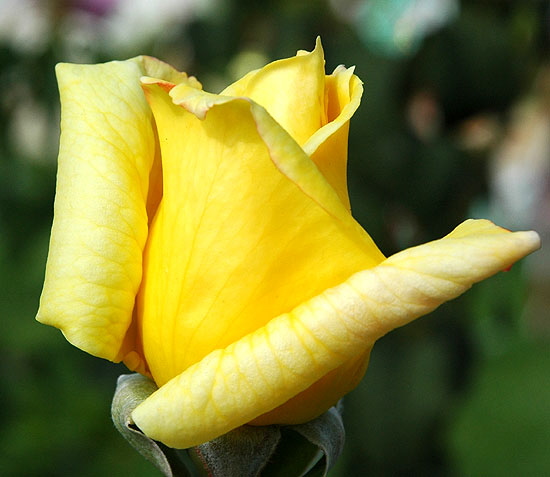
[36,39,540,449]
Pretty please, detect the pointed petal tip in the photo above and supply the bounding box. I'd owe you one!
[315,36,323,50]
[518,229,541,253]
[451,219,541,260]
[297,36,324,57]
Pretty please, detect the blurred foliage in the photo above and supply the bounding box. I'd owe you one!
[1,0,548,475]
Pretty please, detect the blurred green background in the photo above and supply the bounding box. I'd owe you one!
[1,0,548,475]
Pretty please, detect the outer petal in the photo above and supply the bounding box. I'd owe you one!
[132,219,540,448]
[137,81,384,388]
[35,57,190,363]
[221,38,326,146]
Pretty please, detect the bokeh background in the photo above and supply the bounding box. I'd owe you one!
[1,0,549,475]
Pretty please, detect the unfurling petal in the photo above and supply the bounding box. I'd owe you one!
[221,37,326,147]
[137,79,384,387]
[304,66,363,209]
[35,57,192,363]
[132,219,540,448]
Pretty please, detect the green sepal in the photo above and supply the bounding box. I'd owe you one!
[262,403,345,476]
[288,403,346,475]
[190,425,281,476]
[111,374,195,476]
[112,373,346,476]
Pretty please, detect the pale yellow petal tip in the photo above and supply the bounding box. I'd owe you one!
[35,308,57,328]
[36,301,128,362]
[141,76,226,120]
[509,229,541,255]
[390,218,541,278]
[169,84,241,120]
[331,63,356,78]
[35,311,118,362]
[450,218,541,259]
[138,55,202,89]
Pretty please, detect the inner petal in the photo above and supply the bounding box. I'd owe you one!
[137,83,384,387]
[222,38,327,146]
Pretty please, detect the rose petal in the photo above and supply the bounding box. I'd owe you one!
[132,219,540,448]
[303,66,363,209]
[137,80,384,387]
[36,57,189,365]
[221,37,326,147]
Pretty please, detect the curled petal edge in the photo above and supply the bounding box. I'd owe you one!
[303,66,363,209]
[36,58,156,362]
[167,79,376,243]
[132,219,540,449]
[36,56,197,363]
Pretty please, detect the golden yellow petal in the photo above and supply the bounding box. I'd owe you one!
[137,81,383,388]
[132,219,539,448]
[303,67,363,209]
[36,56,190,363]
[221,37,326,146]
